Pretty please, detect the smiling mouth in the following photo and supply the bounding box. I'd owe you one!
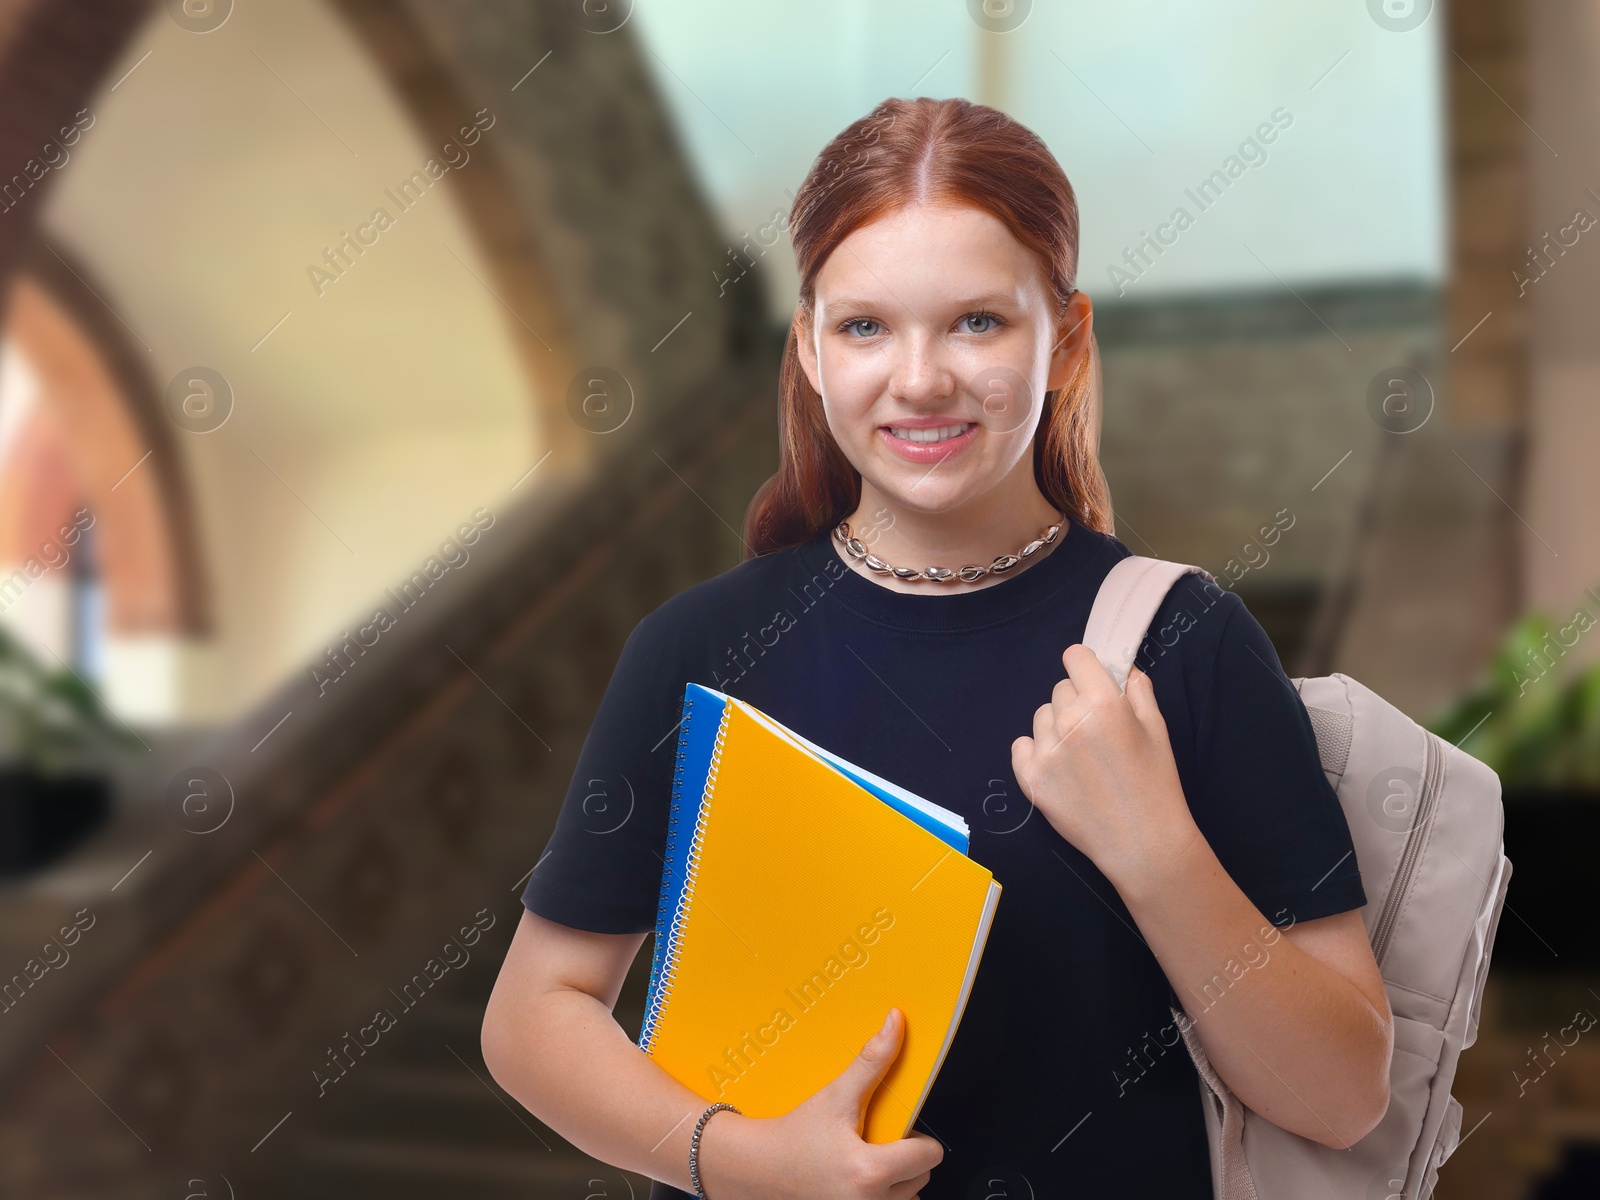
[883,422,976,444]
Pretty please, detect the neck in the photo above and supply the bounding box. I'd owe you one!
[835,474,1065,595]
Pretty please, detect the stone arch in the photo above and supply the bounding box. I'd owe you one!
[325,0,589,462]
[1,240,210,635]
[0,0,595,569]
[0,0,151,289]
[0,0,614,668]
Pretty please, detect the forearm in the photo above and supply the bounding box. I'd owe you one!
[482,983,726,1191]
[1114,824,1390,1147]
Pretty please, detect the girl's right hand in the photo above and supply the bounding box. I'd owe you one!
[694,1007,943,1199]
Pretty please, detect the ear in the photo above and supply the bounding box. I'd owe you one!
[1046,290,1094,395]
[794,307,822,396]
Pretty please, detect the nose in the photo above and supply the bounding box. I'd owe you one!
[888,325,958,408]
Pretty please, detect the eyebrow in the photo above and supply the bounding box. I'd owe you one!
[826,292,1019,313]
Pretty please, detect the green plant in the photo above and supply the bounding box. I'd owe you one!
[1426,610,1600,789]
[0,624,137,777]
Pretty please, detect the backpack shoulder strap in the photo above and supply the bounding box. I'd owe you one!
[1083,555,1216,692]
[1085,553,1257,1198]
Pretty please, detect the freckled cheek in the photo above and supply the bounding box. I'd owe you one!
[968,355,1045,440]
[819,358,888,437]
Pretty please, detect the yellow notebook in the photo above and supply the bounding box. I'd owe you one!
[638,683,1001,1143]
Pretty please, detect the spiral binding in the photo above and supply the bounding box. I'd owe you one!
[639,694,731,1054]
[641,693,692,1029]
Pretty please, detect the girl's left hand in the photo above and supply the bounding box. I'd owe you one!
[1010,644,1201,892]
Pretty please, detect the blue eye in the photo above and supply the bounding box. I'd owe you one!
[840,318,882,338]
[837,310,1004,338]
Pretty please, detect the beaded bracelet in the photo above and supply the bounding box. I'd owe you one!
[688,1101,741,1198]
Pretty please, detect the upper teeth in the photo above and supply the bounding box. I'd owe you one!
[889,423,972,444]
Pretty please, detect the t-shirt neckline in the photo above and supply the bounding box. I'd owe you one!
[794,514,1091,633]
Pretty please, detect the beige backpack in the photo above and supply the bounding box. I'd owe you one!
[1084,557,1512,1200]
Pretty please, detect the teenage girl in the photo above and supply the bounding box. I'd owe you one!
[482,96,1392,1200]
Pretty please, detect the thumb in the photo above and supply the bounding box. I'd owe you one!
[824,1008,905,1127]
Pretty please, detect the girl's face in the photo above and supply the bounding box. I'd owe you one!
[796,199,1089,516]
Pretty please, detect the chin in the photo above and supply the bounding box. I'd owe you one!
[859,478,977,516]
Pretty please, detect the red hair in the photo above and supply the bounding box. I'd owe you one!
[742,96,1114,558]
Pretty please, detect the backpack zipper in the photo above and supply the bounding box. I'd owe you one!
[1371,733,1443,967]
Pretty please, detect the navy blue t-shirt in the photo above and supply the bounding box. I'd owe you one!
[521,515,1366,1199]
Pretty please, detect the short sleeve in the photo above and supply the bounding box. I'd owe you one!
[521,611,682,934]
[1184,591,1367,927]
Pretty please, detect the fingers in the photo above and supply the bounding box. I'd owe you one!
[887,1170,931,1200]
[1031,699,1055,744]
[874,1131,944,1191]
[1010,734,1034,781]
[1022,646,1147,771]
[1124,666,1168,741]
[1062,644,1120,702]
[1050,675,1079,708]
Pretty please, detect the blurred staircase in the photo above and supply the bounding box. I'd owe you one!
[256,931,657,1199]
[0,338,781,1199]
[0,2,783,1196]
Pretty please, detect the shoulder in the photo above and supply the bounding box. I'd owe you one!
[1069,527,1248,671]
[1119,560,1266,753]
[1066,519,1134,581]
[1147,574,1249,661]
